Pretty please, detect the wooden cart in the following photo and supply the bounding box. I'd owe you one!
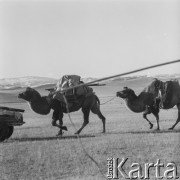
[0,106,25,142]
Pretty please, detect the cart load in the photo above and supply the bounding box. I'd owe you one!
[0,106,25,142]
[49,75,93,103]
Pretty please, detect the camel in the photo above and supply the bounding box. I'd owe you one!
[18,87,106,135]
[116,79,161,130]
[116,78,180,130]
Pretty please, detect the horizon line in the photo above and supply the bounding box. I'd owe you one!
[0,73,180,80]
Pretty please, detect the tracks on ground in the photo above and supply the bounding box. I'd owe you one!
[1,129,180,144]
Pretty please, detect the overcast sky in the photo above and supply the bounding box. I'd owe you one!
[0,0,180,79]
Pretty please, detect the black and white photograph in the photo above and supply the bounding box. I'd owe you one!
[0,0,180,179]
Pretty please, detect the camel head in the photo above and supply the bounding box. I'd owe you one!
[18,87,39,102]
[116,87,136,99]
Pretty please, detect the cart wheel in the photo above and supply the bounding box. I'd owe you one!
[0,123,9,142]
[6,126,14,139]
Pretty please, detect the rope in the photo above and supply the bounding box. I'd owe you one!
[62,94,106,179]
[99,95,116,99]
[100,96,116,105]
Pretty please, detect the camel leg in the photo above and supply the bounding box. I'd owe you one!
[57,113,64,136]
[143,107,153,129]
[151,106,160,130]
[169,104,180,130]
[52,110,67,136]
[75,108,90,135]
[91,103,106,133]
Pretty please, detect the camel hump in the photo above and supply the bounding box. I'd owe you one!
[142,78,161,96]
[164,79,180,93]
[159,79,180,108]
[170,79,180,87]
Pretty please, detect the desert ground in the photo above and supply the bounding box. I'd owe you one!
[0,77,180,180]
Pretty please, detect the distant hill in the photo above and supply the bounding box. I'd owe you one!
[0,76,57,90]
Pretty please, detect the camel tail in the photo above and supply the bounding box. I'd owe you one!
[95,95,100,105]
